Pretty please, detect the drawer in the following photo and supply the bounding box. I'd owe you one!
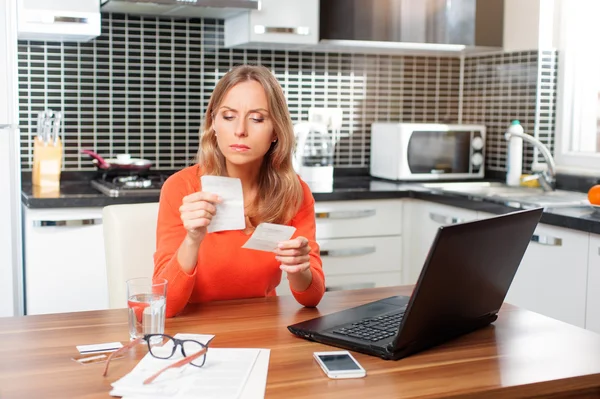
[320,236,402,276]
[315,199,402,239]
[325,271,402,292]
[276,236,402,297]
[277,271,403,297]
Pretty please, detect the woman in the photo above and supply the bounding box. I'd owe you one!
[153,65,325,317]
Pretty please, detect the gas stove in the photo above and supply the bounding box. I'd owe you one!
[91,174,169,197]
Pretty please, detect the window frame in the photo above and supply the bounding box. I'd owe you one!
[554,0,600,175]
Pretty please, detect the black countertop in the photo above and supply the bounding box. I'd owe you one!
[21,175,600,235]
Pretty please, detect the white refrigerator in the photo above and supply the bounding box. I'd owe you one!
[0,0,25,317]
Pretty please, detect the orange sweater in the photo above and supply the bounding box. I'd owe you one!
[153,165,325,317]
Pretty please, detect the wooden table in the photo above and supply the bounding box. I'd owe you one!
[2,286,600,398]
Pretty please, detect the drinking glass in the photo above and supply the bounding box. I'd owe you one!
[126,277,167,341]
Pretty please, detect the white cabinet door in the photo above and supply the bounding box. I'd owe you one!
[278,199,403,296]
[402,200,479,284]
[586,234,600,333]
[225,0,319,46]
[505,224,589,328]
[477,211,498,220]
[23,207,108,315]
[325,271,402,292]
[315,199,402,240]
[278,229,403,296]
[318,236,402,276]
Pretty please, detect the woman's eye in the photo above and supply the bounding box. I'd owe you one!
[222,115,234,121]
[250,117,264,123]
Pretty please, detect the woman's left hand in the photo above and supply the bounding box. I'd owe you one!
[275,236,311,274]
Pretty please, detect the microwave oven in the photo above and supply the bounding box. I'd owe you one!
[370,123,486,181]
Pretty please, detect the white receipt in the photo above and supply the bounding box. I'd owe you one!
[242,223,296,252]
[200,176,245,233]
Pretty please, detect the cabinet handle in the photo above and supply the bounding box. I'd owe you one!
[321,246,376,257]
[429,212,463,225]
[33,218,102,227]
[325,282,376,292]
[53,16,89,24]
[530,234,562,246]
[254,25,310,35]
[29,15,89,24]
[316,209,376,219]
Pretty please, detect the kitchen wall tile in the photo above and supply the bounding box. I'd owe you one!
[17,13,556,176]
[17,13,460,171]
[462,50,557,174]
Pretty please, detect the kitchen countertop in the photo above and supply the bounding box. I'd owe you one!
[21,175,600,234]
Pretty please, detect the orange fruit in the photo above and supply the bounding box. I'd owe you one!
[588,184,600,205]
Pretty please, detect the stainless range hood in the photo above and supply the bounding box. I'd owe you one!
[101,0,259,19]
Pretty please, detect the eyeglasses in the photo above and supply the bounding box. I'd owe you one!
[103,334,213,385]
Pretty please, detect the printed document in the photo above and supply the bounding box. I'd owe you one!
[242,223,296,252]
[200,176,245,233]
[109,333,270,399]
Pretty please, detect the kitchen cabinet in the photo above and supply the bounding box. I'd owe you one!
[17,0,101,42]
[505,223,589,328]
[278,199,403,296]
[402,199,479,285]
[23,206,108,315]
[586,233,600,333]
[224,0,318,48]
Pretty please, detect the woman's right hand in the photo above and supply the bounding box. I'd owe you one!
[179,191,222,243]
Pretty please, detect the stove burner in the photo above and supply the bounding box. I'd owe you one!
[113,175,153,188]
[91,173,170,197]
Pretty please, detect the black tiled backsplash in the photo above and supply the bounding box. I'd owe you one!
[17,13,556,175]
[462,50,557,174]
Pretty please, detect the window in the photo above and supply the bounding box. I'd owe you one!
[555,0,600,173]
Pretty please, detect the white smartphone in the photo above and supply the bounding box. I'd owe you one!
[313,351,366,379]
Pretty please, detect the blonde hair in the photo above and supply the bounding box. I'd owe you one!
[198,65,303,225]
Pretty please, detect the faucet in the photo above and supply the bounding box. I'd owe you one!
[505,131,556,192]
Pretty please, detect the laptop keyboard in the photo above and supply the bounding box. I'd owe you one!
[332,311,405,342]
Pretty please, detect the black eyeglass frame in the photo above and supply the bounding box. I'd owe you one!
[145,333,213,367]
[102,333,215,380]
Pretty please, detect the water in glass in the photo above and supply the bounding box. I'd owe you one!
[128,293,166,341]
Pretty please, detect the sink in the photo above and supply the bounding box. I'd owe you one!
[489,190,588,207]
[422,182,506,191]
[421,181,589,207]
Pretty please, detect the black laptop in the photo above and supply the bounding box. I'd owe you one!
[288,207,543,360]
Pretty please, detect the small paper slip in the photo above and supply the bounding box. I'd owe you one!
[72,352,125,365]
[200,176,245,233]
[242,223,296,252]
[76,341,123,354]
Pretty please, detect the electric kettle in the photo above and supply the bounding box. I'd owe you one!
[292,122,334,186]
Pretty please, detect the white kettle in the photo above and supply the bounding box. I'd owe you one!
[292,122,334,185]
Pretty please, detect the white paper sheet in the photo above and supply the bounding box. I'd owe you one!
[200,176,245,233]
[241,223,296,252]
[240,349,270,399]
[109,333,269,399]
